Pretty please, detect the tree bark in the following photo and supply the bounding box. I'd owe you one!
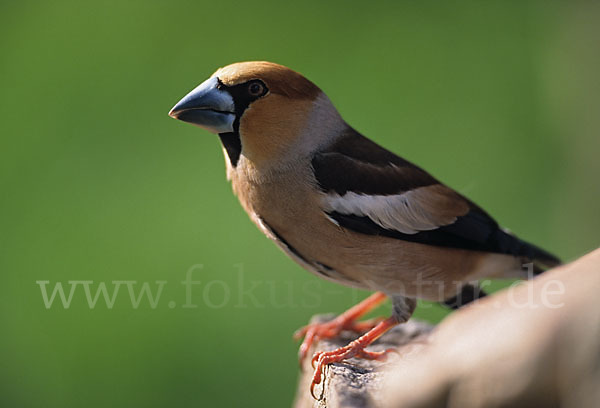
[294,248,600,408]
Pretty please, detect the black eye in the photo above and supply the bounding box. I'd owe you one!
[248,82,264,97]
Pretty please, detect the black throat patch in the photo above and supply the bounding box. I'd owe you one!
[218,132,242,167]
[215,79,269,168]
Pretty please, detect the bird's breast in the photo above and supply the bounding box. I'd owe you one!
[226,160,491,299]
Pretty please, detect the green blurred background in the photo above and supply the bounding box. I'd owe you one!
[1,0,599,406]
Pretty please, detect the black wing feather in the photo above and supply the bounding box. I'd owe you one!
[314,127,560,266]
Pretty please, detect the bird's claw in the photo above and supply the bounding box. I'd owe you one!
[295,316,385,365]
[309,341,395,400]
[306,316,400,399]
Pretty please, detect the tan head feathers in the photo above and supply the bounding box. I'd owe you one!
[213,61,321,100]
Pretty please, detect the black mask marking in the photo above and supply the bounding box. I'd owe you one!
[217,79,269,167]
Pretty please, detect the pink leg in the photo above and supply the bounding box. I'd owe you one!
[294,292,387,363]
[309,316,399,399]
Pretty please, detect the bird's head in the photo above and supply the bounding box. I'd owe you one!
[169,61,344,168]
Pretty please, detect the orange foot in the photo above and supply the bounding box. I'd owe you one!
[309,316,399,399]
[294,316,385,363]
[294,292,387,363]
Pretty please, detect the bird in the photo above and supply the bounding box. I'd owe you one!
[168,61,560,399]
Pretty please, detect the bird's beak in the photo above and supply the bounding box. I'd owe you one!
[168,77,236,134]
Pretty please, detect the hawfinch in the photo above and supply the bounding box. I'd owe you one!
[169,61,560,398]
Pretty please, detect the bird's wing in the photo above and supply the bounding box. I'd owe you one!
[312,128,550,260]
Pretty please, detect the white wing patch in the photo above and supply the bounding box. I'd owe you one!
[323,186,465,234]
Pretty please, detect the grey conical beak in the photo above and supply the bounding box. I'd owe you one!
[169,77,236,134]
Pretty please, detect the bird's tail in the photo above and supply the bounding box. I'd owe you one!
[526,243,561,276]
[494,228,561,277]
[507,234,562,276]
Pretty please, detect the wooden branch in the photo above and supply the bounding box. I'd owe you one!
[293,316,432,408]
[294,248,600,408]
